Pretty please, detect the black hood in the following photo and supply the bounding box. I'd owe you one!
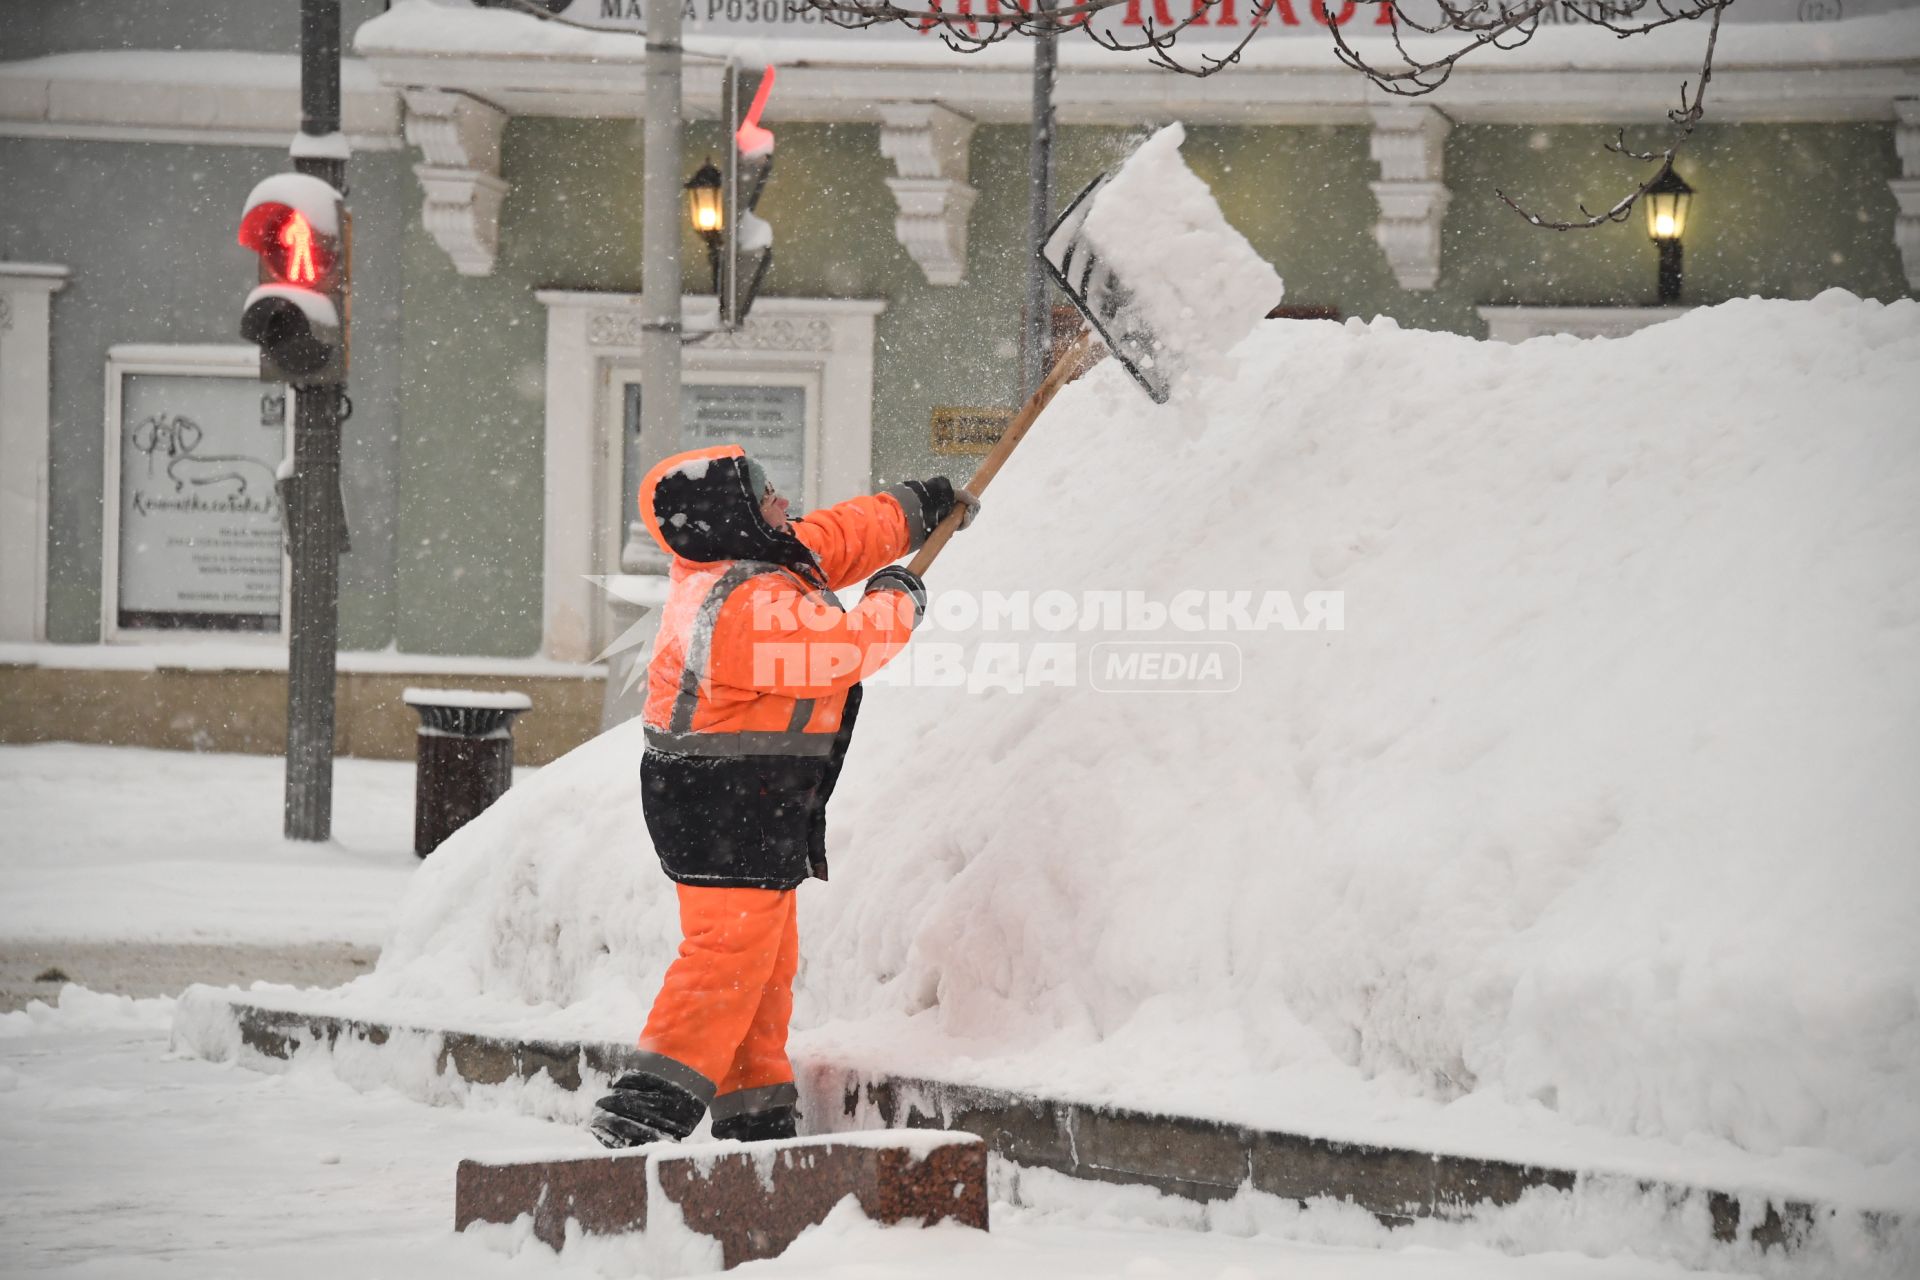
[640,447,823,586]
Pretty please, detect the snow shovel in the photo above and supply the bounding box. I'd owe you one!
[907,123,1283,577]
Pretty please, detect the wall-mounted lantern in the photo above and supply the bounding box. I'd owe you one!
[685,157,724,294]
[1645,166,1694,305]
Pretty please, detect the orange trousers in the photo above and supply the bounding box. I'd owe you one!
[638,884,799,1111]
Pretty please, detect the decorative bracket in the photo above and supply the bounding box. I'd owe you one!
[403,88,510,277]
[1893,100,1920,292]
[1369,104,1452,292]
[878,104,978,287]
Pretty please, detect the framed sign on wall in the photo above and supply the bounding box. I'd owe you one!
[538,292,884,662]
[102,345,290,639]
[930,405,1015,456]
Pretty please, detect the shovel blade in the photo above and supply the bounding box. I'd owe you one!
[1040,124,1285,408]
[1043,172,1173,405]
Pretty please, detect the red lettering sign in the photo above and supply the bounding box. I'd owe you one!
[1003,0,1389,31]
[1123,0,1177,25]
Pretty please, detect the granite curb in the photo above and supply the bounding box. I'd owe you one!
[457,1134,989,1265]
[203,995,1897,1258]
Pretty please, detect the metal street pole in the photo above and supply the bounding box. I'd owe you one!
[285,0,346,841]
[1022,2,1059,401]
[636,0,685,571]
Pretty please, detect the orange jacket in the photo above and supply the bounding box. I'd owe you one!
[638,444,921,754]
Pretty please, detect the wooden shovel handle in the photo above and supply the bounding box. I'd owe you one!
[907,329,1094,578]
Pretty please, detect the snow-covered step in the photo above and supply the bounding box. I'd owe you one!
[177,990,1906,1259]
[455,1131,987,1267]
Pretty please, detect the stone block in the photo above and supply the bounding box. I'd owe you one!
[1431,1153,1575,1214]
[1250,1130,1436,1223]
[442,1033,517,1085]
[237,1006,346,1061]
[1069,1106,1250,1199]
[578,1041,640,1087]
[867,1077,1075,1176]
[459,1148,650,1247]
[455,1132,989,1267]
[1706,1190,1816,1250]
[519,1040,582,1091]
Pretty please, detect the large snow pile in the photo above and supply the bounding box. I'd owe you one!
[353,288,1919,1191]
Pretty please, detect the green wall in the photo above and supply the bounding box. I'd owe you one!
[391,119,651,658]
[392,115,1910,657]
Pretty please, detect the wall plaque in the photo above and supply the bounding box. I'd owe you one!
[931,405,1014,456]
[115,371,286,631]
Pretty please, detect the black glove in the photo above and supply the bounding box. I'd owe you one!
[864,564,927,625]
[899,476,980,539]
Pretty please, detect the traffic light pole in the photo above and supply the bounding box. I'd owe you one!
[633,0,685,574]
[285,0,346,842]
[1022,0,1058,401]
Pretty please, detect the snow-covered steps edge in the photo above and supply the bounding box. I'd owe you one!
[457,1132,988,1268]
[173,989,1903,1259]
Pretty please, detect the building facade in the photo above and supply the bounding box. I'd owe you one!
[3,0,1917,760]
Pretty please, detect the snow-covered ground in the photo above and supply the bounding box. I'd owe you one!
[0,742,419,946]
[0,745,1739,1278]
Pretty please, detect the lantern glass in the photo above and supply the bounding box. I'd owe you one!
[1644,169,1693,243]
[685,159,724,237]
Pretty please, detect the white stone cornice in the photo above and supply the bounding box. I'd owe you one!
[877,104,979,286]
[402,89,511,277]
[1369,104,1451,292]
[1893,100,1920,292]
[0,51,402,149]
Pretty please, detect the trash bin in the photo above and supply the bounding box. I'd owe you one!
[402,688,532,858]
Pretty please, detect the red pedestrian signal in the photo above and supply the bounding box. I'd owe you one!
[240,204,334,289]
[237,174,349,386]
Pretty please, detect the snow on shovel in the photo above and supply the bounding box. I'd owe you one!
[909,123,1283,576]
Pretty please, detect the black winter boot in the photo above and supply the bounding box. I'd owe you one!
[589,1110,674,1150]
[589,1070,707,1150]
[710,1105,799,1144]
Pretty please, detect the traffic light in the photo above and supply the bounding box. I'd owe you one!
[722,65,777,328]
[237,173,349,386]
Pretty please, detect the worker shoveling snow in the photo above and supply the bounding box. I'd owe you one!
[205,118,1920,1243]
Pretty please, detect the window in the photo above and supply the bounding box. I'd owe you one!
[102,345,289,639]
[535,293,884,662]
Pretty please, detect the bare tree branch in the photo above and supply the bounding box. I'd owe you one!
[1490,0,1724,228]
[802,0,1271,71]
